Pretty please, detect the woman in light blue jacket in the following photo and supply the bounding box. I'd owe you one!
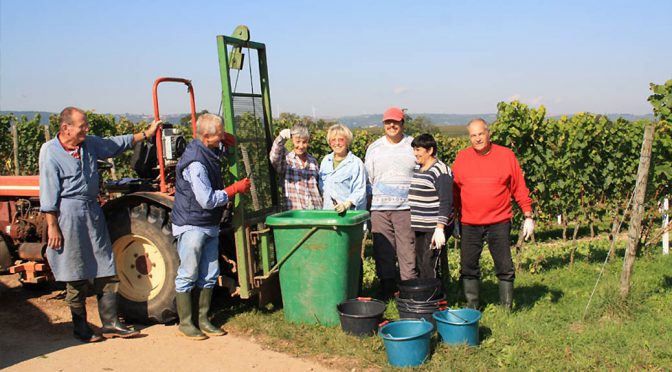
[319,124,367,212]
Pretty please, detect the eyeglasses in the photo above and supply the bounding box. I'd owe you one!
[329,137,347,144]
[383,121,402,126]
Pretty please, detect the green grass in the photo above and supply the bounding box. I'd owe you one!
[213,237,672,370]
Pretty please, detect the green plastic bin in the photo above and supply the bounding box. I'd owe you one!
[266,210,369,326]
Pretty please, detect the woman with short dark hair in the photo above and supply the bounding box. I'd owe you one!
[408,133,454,279]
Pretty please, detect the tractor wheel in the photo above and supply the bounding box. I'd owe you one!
[106,202,178,324]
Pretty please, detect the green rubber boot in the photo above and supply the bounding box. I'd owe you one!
[176,291,207,340]
[463,278,480,309]
[198,288,227,337]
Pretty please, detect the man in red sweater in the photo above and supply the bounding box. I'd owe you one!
[452,118,534,310]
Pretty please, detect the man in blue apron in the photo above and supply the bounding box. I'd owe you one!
[39,106,159,342]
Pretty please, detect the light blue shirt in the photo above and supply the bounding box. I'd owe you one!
[319,151,367,210]
[172,162,229,237]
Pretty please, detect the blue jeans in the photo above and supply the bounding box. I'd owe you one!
[175,229,220,293]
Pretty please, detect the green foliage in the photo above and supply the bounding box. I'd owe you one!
[219,237,672,370]
[1,93,669,247]
[0,113,48,175]
[648,79,672,124]
[490,100,671,242]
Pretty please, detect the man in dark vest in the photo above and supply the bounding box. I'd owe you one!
[172,113,250,340]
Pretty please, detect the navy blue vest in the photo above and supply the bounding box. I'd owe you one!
[172,139,225,227]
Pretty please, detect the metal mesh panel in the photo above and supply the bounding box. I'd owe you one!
[231,95,274,214]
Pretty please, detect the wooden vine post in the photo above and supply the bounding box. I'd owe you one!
[619,124,655,299]
[11,123,19,176]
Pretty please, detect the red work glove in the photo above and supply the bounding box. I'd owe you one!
[222,132,236,149]
[224,178,251,197]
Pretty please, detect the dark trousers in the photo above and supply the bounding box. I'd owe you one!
[460,222,515,281]
[65,276,118,308]
[414,231,441,279]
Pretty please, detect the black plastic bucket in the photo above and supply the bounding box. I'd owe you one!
[337,298,386,337]
[398,278,443,301]
[398,309,438,327]
[396,295,447,311]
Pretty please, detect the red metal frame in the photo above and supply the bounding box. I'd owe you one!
[0,176,40,197]
[152,77,198,193]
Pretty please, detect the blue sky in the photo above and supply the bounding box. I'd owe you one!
[1,0,670,117]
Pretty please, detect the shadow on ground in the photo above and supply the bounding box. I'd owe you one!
[0,279,77,369]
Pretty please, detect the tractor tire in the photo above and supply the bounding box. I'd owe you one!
[106,202,178,324]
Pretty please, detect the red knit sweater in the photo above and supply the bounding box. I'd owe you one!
[452,144,532,225]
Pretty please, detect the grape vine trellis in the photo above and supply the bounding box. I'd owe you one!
[1,80,670,247]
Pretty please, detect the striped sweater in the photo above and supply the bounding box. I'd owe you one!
[408,159,454,232]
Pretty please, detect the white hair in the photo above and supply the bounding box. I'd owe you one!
[196,113,224,139]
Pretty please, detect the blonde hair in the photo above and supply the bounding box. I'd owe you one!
[326,124,353,146]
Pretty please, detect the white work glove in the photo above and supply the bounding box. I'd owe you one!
[279,128,291,140]
[522,218,535,241]
[431,227,446,249]
[334,200,353,213]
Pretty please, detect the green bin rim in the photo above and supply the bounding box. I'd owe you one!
[265,210,370,227]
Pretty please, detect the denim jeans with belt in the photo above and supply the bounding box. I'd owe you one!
[175,229,220,293]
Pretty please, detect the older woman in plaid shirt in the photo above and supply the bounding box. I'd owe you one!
[269,123,323,210]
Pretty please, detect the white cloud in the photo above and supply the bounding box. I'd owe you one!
[393,86,410,95]
[507,94,545,106]
[508,94,521,101]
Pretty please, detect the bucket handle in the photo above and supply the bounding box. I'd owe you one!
[267,227,319,274]
[446,308,469,323]
[380,318,430,340]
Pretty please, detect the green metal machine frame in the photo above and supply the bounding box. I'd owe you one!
[216,27,281,301]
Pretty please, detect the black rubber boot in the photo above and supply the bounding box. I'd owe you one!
[463,278,480,309]
[176,291,207,340]
[380,278,398,301]
[70,306,103,343]
[198,288,226,337]
[499,280,514,311]
[97,293,140,339]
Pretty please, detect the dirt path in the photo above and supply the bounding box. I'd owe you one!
[0,274,334,372]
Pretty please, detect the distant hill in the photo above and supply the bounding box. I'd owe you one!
[337,113,499,128]
[337,113,656,128]
[1,110,656,127]
[0,111,184,125]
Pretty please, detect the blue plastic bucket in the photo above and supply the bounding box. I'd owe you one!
[378,319,434,367]
[432,308,481,346]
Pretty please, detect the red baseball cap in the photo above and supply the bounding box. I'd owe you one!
[382,107,404,122]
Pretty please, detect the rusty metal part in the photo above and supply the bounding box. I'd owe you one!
[220,253,237,273]
[8,219,36,241]
[17,242,47,262]
[9,261,51,283]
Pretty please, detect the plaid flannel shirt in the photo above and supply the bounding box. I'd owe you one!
[269,136,323,210]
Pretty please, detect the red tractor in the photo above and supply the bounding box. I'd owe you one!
[0,27,282,323]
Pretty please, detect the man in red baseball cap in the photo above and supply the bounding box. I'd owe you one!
[382,107,405,122]
[364,107,417,298]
